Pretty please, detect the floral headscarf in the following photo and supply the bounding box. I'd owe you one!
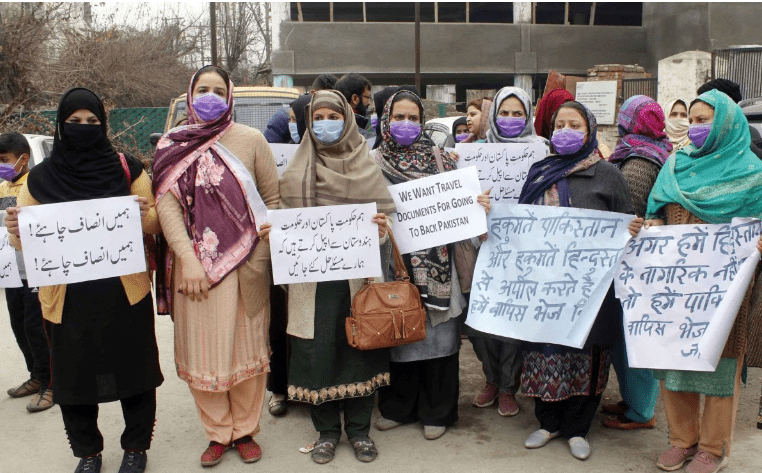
[609,95,672,167]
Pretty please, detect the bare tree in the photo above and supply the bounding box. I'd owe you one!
[215,2,272,85]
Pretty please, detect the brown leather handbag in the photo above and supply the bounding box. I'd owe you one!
[346,229,427,350]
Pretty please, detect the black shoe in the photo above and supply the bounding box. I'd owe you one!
[74,454,102,473]
[118,450,147,473]
[349,435,378,463]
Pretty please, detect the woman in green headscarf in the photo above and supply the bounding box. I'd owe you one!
[630,89,762,473]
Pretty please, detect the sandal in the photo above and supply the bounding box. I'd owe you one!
[268,395,287,417]
[349,435,378,463]
[311,436,338,464]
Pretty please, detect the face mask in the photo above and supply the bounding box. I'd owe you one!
[0,157,20,181]
[193,92,229,122]
[688,123,712,149]
[64,123,103,149]
[666,118,689,141]
[551,128,587,155]
[390,120,421,147]
[496,117,526,138]
[289,122,300,144]
[455,133,469,143]
[313,120,344,144]
[355,101,369,117]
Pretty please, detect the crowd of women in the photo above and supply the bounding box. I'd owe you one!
[4,65,762,473]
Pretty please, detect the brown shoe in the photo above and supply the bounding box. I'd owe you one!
[200,442,229,467]
[7,378,41,398]
[603,414,656,430]
[601,400,628,416]
[27,389,54,412]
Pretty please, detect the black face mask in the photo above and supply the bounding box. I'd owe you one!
[63,123,103,149]
[355,101,369,117]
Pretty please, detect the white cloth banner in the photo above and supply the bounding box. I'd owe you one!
[268,203,382,285]
[387,167,487,254]
[269,143,299,177]
[454,142,547,203]
[466,204,632,348]
[0,228,22,288]
[615,219,761,371]
[19,196,146,287]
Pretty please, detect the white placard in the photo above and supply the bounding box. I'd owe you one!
[0,228,22,288]
[575,80,618,125]
[615,219,761,371]
[466,204,632,348]
[387,167,487,254]
[269,143,299,177]
[19,196,146,287]
[268,203,382,285]
[455,142,547,203]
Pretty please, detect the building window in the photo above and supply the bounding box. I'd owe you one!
[438,2,467,22]
[470,2,513,23]
[534,2,565,24]
[333,2,364,22]
[592,3,642,26]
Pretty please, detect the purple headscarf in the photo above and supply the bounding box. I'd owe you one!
[608,95,673,167]
[153,67,257,295]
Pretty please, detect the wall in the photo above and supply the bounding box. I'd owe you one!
[657,51,711,107]
[708,3,762,49]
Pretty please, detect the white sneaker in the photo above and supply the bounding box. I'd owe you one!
[375,417,402,431]
[568,437,592,460]
[423,425,446,440]
[524,429,560,449]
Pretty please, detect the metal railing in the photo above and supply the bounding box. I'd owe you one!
[622,78,658,101]
[713,47,762,100]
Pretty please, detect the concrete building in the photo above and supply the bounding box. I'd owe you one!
[272,2,762,106]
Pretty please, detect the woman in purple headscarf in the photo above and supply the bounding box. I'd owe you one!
[153,65,280,467]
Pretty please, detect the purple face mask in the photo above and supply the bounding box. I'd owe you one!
[0,159,19,181]
[193,92,229,122]
[551,128,587,155]
[496,116,526,138]
[455,133,469,143]
[688,123,712,149]
[390,120,421,147]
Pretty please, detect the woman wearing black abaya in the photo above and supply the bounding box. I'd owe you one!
[6,88,163,473]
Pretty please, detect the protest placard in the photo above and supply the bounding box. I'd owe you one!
[615,219,761,371]
[269,143,299,177]
[466,204,632,348]
[387,166,487,254]
[268,203,382,285]
[18,196,146,287]
[0,228,22,288]
[454,142,547,203]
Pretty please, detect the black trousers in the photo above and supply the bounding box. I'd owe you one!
[59,389,156,458]
[378,353,459,427]
[534,393,603,439]
[310,395,375,439]
[267,285,289,396]
[6,281,50,387]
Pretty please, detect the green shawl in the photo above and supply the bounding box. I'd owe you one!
[646,89,762,223]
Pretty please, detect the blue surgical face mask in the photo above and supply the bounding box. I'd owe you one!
[312,119,344,144]
[289,122,300,143]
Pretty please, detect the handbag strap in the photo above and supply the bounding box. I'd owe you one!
[385,228,411,281]
[118,152,131,182]
[432,147,445,174]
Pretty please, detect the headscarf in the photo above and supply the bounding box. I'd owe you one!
[486,86,550,147]
[463,98,493,143]
[452,117,467,137]
[519,101,601,208]
[662,97,692,151]
[27,88,143,204]
[534,88,575,139]
[647,89,762,223]
[609,95,673,167]
[290,94,311,142]
[373,90,456,310]
[279,90,395,215]
[153,67,257,289]
[264,108,291,144]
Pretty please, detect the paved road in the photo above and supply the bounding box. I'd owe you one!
[1,293,760,472]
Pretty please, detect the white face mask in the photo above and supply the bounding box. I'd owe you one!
[666,118,689,142]
[312,120,344,144]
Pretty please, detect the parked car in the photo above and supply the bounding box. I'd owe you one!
[741,97,762,137]
[149,86,301,146]
[0,134,53,223]
[423,116,464,149]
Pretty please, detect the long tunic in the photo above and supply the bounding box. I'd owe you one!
[157,123,280,392]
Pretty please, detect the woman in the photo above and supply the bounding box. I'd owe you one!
[463,96,493,143]
[6,88,162,473]
[470,86,549,417]
[369,90,489,440]
[153,66,279,467]
[452,117,469,143]
[662,98,691,151]
[518,101,634,461]
[603,95,673,431]
[372,86,417,149]
[280,89,395,465]
[534,88,575,140]
[631,89,762,473]
[265,108,292,144]
[287,94,311,145]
